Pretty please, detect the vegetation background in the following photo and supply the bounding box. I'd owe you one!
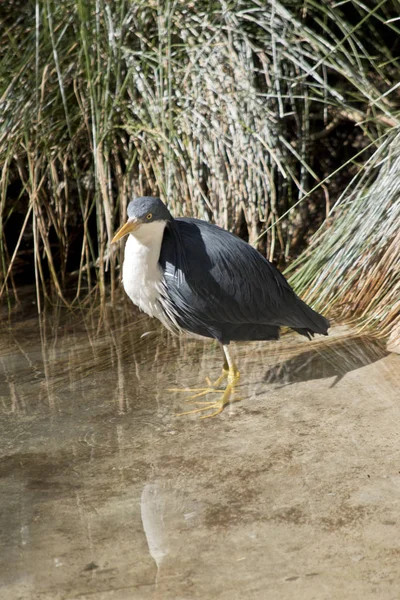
[0,0,399,344]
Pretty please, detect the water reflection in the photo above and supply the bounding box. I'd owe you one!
[141,481,170,578]
[140,478,202,586]
[0,307,399,598]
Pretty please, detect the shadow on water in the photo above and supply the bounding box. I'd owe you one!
[264,334,389,388]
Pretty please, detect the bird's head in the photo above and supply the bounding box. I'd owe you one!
[111,197,172,243]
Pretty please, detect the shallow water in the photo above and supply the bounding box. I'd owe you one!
[1,305,399,600]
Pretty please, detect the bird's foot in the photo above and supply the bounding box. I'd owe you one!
[167,385,222,400]
[172,368,241,418]
[168,366,239,401]
[169,365,240,418]
[176,382,241,419]
[167,368,230,400]
[206,368,230,388]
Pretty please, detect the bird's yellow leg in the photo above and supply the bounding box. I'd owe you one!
[167,384,223,400]
[168,367,229,401]
[204,366,229,388]
[171,345,241,418]
[176,365,240,418]
[167,359,230,399]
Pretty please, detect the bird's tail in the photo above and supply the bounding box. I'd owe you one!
[290,297,330,339]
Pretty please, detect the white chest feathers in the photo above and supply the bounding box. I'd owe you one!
[122,221,167,320]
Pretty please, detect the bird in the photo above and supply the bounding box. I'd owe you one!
[112,196,330,418]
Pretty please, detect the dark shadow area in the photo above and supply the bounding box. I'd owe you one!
[264,335,388,387]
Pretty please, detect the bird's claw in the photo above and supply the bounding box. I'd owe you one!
[170,368,240,418]
[176,397,227,418]
[175,383,240,418]
[167,386,222,401]
[167,374,226,401]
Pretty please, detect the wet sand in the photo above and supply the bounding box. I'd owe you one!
[0,305,399,599]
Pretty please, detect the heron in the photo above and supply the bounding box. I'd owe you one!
[112,196,329,417]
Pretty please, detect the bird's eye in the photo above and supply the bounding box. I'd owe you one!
[146,213,152,220]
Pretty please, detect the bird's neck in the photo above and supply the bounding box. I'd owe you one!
[129,220,167,249]
[124,220,167,273]
[122,220,168,319]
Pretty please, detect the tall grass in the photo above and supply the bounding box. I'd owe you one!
[0,0,399,311]
[288,129,400,348]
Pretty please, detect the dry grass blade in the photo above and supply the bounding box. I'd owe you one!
[289,131,400,349]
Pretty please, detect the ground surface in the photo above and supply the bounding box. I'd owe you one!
[0,309,399,599]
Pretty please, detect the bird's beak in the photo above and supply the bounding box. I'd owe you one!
[111,218,140,243]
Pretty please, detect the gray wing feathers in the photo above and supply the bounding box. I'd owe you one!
[160,219,329,336]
